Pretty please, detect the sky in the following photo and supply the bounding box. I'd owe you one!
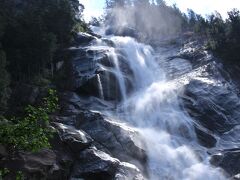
[81,0,240,21]
[81,0,105,21]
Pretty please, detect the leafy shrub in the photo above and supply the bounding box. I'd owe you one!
[0,168,24,180]
[0,89,58,152]
[0,168,10,179]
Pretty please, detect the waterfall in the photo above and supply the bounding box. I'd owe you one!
[87,29,227,179]
[97,74,104,99]
[108,49,127,101]
[99,36,226,180]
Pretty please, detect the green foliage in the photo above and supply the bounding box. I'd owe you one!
[0,89,58,152]
[180,8,240,64]
[0,168,10,179]
[196,9,240,64]
[16,171,24,180]
[73,21,89,33]
[0,168,25,180]
[89,17,102,27]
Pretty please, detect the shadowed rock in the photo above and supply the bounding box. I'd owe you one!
[210,149,240,177]
[74,32,97,46]
[52,123,93,153]
[71,147,120,180]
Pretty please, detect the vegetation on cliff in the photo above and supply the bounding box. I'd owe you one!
[184,8,240,64]
[0,2,86,176]
[0,89,58,153]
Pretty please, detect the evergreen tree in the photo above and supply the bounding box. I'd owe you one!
[0,7,10,114]
[0,50,10,114]
[187,9,197,28]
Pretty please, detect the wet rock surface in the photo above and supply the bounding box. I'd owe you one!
[59,97,147,179]
[51,88,147,179]
[71,147,120,179]
[58,35,240,179]
[76,112,147,165]
[176,40,240,176]
[65,32,137,102]
[194,127,217,148]
[66,34,126,101]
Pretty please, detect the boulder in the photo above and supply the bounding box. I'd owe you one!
[19,149,60,177]
[74,32,97,46]
[115,162,145,180]
[71,147,145,180]
[0,149,68,180]
[71,147,120,180]
[52,123,93,153]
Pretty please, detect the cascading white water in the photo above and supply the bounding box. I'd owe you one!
[100,36,227,180]
[110,37,162,89]
[88,32,227,179]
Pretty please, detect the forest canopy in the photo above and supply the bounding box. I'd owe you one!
[0,0,88,113]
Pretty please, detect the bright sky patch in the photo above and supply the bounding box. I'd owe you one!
[81,0,240,21]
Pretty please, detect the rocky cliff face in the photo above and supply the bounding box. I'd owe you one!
[2,31,240,180]
[0,32,147,180]
[158,39,240,178]
[56,33,240,179]
[64,33,134,102]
